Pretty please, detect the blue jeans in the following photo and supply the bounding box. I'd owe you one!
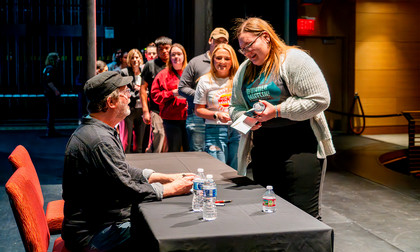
[186,113,205,152]
[86,222,132,251]
[205,124,240,170]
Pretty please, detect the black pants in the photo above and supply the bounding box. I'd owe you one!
[124,107,148,153]
[163,119,189,152]
[249,120,322,218]
[45,93,58,134]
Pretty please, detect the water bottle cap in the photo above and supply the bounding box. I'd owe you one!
[267,185,273,190]
[206,174,213,179]
[197,168,204,172]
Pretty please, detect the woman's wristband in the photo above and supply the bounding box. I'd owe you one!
[275,105,279,118]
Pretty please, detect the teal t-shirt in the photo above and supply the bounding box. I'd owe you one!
[242,70,296,128]
[243,71,289,107]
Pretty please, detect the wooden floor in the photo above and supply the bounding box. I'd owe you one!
[0,128,419,251]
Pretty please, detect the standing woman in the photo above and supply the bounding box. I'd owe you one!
[229,17,335,218]
[194,44,240,170]
[151,43,189,152]
[43,52,61,137]
[120,49,148,153]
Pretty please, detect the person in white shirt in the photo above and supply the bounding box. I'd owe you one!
[194,44,240,170]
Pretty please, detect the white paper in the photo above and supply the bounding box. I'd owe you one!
[231,114,259,134]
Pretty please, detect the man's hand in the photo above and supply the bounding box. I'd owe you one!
[149,172,195,184]
[162,176,194,198]
[149,172,195,198]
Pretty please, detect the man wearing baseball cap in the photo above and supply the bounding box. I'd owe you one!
[178,27,229,152]
[62,71,194,251]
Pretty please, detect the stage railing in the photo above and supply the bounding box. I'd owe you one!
[402,111,420,176]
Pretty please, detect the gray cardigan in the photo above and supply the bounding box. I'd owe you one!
[229,48,336,175]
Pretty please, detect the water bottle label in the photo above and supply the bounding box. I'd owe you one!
[193,182,203,190]
[263,198,276,207]
[204,188,217,197]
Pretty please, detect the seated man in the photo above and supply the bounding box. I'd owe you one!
[62,71,194,251]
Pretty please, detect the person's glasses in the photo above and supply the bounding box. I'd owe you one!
[119,88,131,99]
[238,32,264,55]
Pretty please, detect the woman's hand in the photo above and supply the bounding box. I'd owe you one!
[143,110,151,125]
[254,100,278,122]
[251,121,262,131]
[217,112,231,123]
[242,116,261,131]
[172,89,179,96]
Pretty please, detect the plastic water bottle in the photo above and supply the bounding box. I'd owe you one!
[253,101,266,113]
[192,168,205,212]
[262,185,276,213]
[203,174,217,221]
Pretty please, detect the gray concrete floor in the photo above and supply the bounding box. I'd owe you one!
[1,126,419,251]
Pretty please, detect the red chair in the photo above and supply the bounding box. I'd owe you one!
[5,167,69,252]
[8,145,64,234]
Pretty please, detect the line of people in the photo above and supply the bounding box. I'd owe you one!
[92,18,335,219]
[61,17,335,251]
[99,29,241,172]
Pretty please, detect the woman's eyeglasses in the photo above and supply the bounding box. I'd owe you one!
[238,32,264,55]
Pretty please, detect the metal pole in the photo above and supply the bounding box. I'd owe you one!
[284,0,297,46]
[284,0,290,45]
[85,0,96,80]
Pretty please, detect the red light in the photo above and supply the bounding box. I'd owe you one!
[297,18,315,36]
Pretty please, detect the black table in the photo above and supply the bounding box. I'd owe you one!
[126,152,333,252]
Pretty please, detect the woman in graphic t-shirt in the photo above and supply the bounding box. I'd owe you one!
[229,17,336,219]
[194,44,240,170]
